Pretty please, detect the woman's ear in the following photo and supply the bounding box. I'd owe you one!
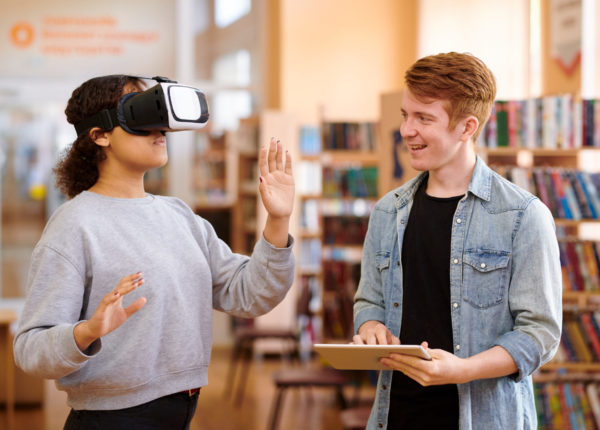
[89,127,110,147]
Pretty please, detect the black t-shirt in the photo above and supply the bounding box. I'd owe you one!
[387,180,463,430]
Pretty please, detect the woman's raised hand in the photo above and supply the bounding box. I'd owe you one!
[258,138,294,219]
[73,272,146,351]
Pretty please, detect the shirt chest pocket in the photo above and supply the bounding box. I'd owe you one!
[462,250,510,309]
[375,251,391,273]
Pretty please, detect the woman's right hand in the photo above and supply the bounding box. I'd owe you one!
[73,272,146,351]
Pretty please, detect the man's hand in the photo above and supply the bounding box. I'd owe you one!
[380,342,517,386]
[380,341,470,385]
[352,320,400,345]
[74,272,146,351]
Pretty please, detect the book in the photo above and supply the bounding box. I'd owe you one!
[564,319,594,362]
[578,172,600,219]
[567,170,593,219]
[550,169,569,219]
[565,242,585,291]
[579,313,600,361]
[586,383,600,428]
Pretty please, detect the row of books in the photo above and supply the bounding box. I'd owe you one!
[479,96,600,149]
[322,166,378,198]
[322,260,361,293]
[322,215,369,246]
[492,166,600,220]
[322,122,376,151]
[553,313,600,364]
[534,381,598,429]
[560,241,600,293]
[322,291,354,340]
[322,261,361,340]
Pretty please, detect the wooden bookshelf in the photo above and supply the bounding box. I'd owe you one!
[295,120,381,343]
[228,111,301,354]
[480,110,600,393]
[192,131,235,210]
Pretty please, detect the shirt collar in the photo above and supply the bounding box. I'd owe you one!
[394,155,493,206]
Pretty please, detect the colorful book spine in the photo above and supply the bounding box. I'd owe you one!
[480,95,600,148]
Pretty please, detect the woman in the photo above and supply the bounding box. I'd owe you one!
[13,75,295,429]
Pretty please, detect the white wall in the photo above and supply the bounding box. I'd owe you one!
[418,0,531,99]
[280,0,415,123]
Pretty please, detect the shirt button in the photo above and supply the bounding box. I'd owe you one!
[397,261,401,266]
[456,218,462,224]
[393,302,399,308]
[480,263,486,269]
[453,302,458,309]
[453,258,459,264]
[456,345,461,351]
[382,385,387,390]
[378,424,383,428]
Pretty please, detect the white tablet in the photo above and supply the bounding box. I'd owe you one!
[313,343,432,370]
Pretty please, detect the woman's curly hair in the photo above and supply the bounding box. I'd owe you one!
[54,75,142,198]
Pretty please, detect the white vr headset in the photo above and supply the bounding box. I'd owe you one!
[74,76,209,137]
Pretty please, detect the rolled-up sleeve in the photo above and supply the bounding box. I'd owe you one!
[494,198,562,381]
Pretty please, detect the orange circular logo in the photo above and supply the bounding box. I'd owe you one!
[10,22,35,48]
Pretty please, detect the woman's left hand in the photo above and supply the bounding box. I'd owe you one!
[258,138,294,218]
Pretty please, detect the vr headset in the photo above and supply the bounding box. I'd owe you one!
[74,76,209,137]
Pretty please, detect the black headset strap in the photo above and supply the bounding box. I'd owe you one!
[72,75,176,136]
[74,108,120,137]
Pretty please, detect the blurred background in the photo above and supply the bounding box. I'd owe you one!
[1,1,600,429]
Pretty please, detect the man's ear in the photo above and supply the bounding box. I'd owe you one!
[461,116,479,141]
[89,127,110,147]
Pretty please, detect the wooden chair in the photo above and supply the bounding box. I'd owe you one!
[267,367,349,430]
[340,405,372,430]
[223,323,298,406]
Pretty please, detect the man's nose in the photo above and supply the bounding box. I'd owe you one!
[400,118,417,138]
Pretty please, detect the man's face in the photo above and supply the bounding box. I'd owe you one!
[400,88,466,173]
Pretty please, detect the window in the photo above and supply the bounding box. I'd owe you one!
[213,49,251,86]
[214,0,251,28]
[211,49,252,132]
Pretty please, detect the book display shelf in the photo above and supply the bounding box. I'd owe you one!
[192,131,234,209]
[230,116,261,255]
[478,95,600,427]
[296,121,380,346]
[228,112,300,352]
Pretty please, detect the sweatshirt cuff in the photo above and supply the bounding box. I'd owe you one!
[261,233,295,250]
[58,322,102,366]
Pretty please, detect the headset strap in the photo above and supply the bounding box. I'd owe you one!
[74,108,119,137]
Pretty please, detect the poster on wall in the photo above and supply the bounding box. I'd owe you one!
[550,0,582,76]
[0,0,175,79]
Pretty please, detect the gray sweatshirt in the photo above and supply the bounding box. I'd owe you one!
[14,191,294,410]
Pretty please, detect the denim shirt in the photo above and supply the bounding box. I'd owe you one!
[354,156,562,430]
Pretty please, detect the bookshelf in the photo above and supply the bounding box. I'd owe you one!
[192,131,236,209]
[477,95,600,425]
[296,121,381,345]
[229,116,261,255]
[228,111,301,353]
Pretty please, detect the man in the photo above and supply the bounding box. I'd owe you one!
[352,52,561,429]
